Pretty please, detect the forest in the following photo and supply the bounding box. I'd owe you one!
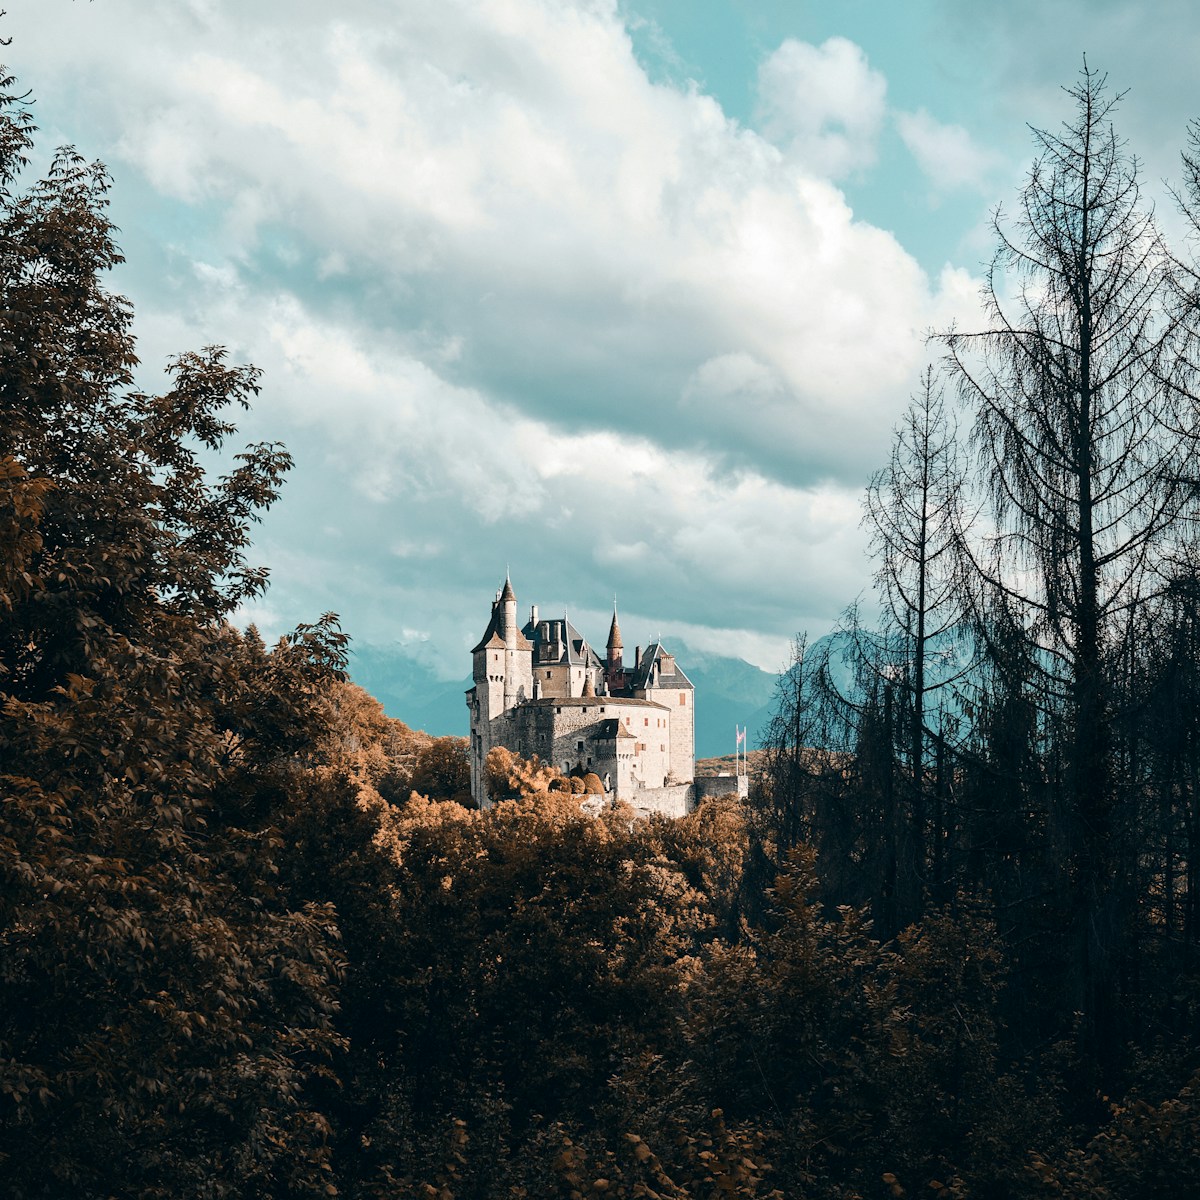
[4,49,1200,1200]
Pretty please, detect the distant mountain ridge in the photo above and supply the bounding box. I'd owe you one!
[346,644,473,739]
[347,638,782,759]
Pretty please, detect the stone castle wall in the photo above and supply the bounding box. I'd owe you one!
[694,774,749,802]
[626,783,693,820]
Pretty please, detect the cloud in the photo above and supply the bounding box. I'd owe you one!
[926,0,1200,205]
[682,352,785,412]
[62,1,967,483]
[1,0,983,681]
[754,37,887,178]
[896,108,1002,193]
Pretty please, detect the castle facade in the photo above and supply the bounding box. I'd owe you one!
[465,576,696,817]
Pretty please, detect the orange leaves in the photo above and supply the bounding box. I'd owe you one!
[538,1112,783,1199]
[485,744,572,802]
[0,454,49,611]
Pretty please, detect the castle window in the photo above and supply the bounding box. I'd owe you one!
[679,693,687,705]
[576,740,584,752]
[644,718,649,727]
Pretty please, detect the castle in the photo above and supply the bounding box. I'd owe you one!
[465,576,698,817]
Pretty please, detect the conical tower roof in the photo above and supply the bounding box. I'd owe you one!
[499,573,516,603]
[607,605,622,650]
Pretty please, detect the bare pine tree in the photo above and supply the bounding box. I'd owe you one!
[942,64,1197,1061]
[864,366,972,914]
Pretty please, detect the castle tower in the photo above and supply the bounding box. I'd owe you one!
[636,641,695,787]
[468,575,533,808]
[471,587,507,720]
[500,573,519,710]
[606,606,626,694]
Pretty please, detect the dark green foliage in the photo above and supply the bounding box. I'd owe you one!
[408,735,472,804]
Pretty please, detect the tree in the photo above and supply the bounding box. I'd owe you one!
[0,64,347,1198]
[484,744,568,801]
[942,64,1197,1062]
[863,366,971,919]
[756,635,823,859]
[409,735,472,804]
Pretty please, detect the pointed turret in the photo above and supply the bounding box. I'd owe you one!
[606,603,625,692]
[607,609,622,649]
[500,574,517,644]
[498,573,533,709]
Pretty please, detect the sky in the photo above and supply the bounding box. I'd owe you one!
[6,0,1200,678]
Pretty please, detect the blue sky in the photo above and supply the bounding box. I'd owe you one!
[6,0,1200,677]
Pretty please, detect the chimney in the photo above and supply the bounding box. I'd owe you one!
[530,604,538,626]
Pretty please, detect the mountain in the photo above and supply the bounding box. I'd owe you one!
[348,638,781,758]
[785,626,981,752]
[347,644,472,738]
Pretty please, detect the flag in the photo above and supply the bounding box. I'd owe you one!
[736,726,746,747]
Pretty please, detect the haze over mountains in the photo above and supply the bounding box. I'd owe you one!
[348,638,781,759]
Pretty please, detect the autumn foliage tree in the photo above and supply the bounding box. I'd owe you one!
[0,67,349,1198]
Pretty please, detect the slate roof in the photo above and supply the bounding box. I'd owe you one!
[470,604,504,654]
[523,615,605,670]
[630,641,694,691]
[607,609,622,650]
[594,718,639,741]
[472,584,533,653]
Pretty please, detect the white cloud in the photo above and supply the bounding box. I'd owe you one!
[1,0,984,677]
[682,352,784,411]
[754,37,887,177]
[21,4,965,470]
[896,108,1002,193]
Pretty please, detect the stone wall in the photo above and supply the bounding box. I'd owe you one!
[510,697,673,797]
[626,783,693,820]
[694,774,749,802]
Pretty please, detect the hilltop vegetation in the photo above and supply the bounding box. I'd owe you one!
[5,53,1200,1200]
